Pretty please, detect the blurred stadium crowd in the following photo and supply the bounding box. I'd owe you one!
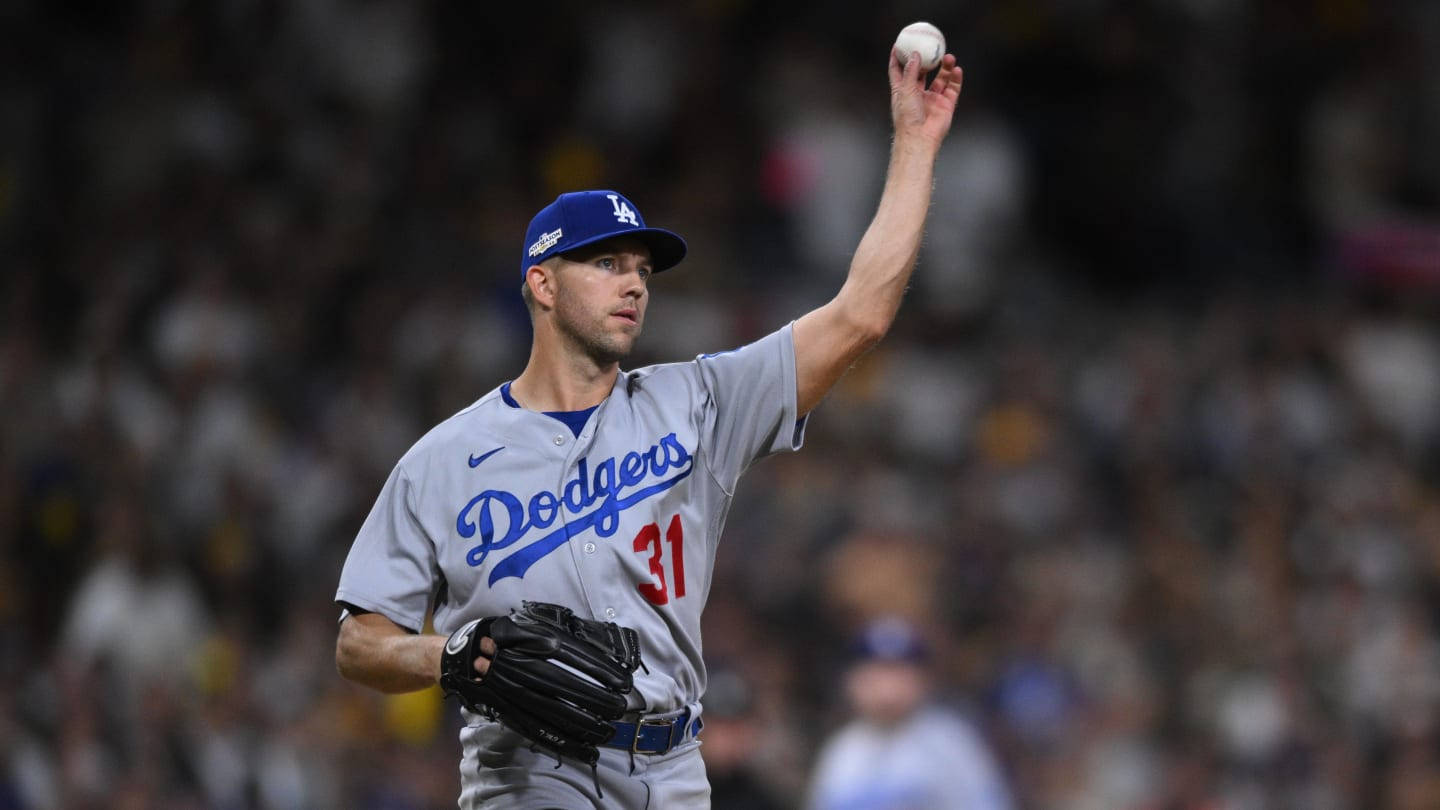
[4,1,1440,808]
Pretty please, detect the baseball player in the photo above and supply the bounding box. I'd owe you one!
[334,48,965,809]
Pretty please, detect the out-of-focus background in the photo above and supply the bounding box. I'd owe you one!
[4,1,1440,808]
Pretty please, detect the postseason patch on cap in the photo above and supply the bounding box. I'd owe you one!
[528,228,563,258]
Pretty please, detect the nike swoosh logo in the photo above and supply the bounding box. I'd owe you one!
[469,446,505,468]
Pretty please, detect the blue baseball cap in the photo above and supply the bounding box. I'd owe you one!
[850,618,930,664]
[520,190,687,278]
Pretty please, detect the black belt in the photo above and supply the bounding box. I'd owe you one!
[602,709,702,755]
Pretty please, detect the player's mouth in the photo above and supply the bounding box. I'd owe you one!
[612,308,639,325]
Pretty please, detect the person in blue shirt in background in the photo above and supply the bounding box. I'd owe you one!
[807,618,1013,810]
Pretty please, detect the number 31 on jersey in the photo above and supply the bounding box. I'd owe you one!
[632,514,685,605]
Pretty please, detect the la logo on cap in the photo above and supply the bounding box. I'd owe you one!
[607,194,639,226]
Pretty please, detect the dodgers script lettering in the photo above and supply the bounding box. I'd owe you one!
[456,433,694,585]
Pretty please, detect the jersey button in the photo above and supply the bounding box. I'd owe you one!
[604,607,617,619]
[553,435,565,446]
[583,541,597,554]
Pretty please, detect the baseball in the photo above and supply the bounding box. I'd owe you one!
[894,22,945,72]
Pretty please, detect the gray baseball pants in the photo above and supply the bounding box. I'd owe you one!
[458,722,710,809]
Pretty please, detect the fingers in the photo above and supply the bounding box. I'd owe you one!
[472,636,497,677]
[927,56,963,98]
[905,50,922,84]
[946,66,964,97]
[927,66,961,94]
[892,49,963,95]
[889,48,924,88]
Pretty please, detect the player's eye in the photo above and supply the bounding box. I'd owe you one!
[638,267,652,281]
[597,257,616,269]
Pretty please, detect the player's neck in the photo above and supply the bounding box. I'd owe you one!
[511,348,618,413]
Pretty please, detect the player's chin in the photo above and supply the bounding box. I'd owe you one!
[588,331,639,365]
[612,331,640,357]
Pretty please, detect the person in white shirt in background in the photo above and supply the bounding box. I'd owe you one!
[806,617,1013,810]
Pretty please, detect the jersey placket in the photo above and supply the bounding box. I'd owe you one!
[553,402,611,623]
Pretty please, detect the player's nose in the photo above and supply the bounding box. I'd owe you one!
[622,263,648,297]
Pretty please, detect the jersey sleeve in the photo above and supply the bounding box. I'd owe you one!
[334,462,436,633]
[695,322,808,491]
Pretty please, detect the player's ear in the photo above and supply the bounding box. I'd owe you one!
[525,263,559,310]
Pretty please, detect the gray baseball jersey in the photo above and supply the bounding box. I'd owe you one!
[335,323,806,717]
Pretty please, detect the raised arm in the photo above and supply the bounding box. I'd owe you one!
[792,49,964,415]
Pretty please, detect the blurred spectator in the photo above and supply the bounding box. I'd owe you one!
[806,618,1013,810]
[59,494,212,700]
[700,665,787,810]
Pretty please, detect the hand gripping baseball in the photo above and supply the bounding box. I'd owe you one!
[888,48,964,147]
[439,602,644,767]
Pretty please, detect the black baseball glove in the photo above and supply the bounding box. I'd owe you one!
[439,601,644,767]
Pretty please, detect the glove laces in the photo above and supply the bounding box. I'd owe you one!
[531,743,605,801]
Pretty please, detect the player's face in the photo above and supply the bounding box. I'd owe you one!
[844,660,928,727]
[551,237,653,365]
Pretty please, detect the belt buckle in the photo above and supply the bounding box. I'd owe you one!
[632,717,674,755]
